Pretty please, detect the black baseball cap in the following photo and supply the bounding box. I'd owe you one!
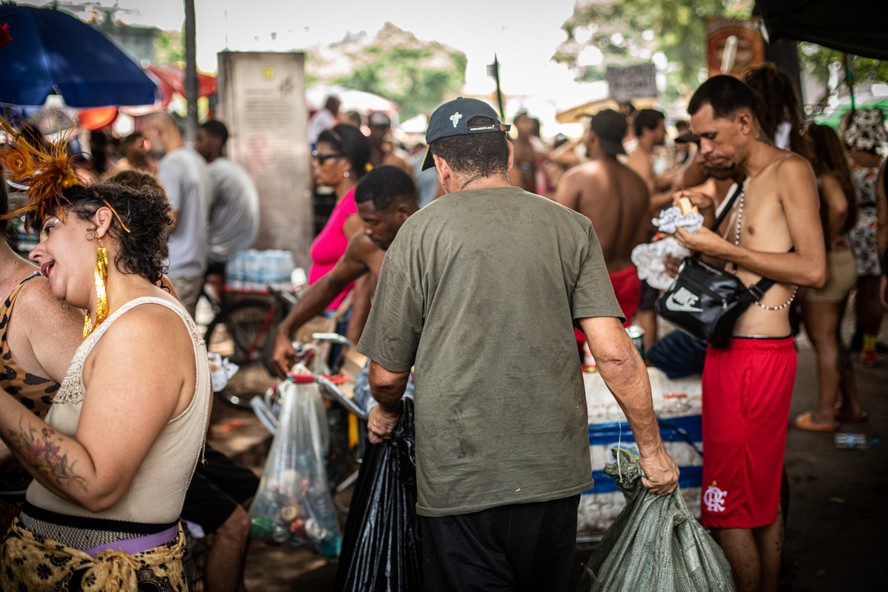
[421,97,510,170]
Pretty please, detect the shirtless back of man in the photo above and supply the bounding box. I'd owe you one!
[555,156,650,272]
[510,113,538,193]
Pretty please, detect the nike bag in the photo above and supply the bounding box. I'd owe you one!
[655,256,772,348]
[334,398,421,592]
[577,449,735,592]
[248,377,342,558]
[655,184,775,349]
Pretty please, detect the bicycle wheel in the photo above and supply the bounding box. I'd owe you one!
[204,299,273,365]
[205,299,275,410]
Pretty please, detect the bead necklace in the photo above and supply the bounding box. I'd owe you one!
[734,189,798,311]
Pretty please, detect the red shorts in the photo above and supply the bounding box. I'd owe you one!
[700,336,796,529]
[609,266,641,328]
[574,267,640,346]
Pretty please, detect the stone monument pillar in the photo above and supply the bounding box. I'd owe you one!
[216,51,312,268]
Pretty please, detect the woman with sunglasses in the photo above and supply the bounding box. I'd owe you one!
[307,124,371,311]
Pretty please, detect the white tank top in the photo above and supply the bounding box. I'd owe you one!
[26,296,211,524]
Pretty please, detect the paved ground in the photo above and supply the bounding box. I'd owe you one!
[205,304,888,591]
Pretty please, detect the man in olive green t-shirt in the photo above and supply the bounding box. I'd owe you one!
[357,98,678,592]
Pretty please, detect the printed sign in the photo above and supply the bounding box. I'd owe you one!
[606,63,658,102]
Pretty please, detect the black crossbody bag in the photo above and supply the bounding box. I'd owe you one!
[654,184,777,349]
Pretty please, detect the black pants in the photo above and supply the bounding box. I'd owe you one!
[419,495,580,592]
[181,445,259,534]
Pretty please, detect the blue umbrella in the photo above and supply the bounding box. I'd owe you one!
[0,4,157,107]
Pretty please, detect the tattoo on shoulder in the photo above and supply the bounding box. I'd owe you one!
[10,421,87,491]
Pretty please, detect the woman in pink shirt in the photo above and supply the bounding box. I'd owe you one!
[309,124,371,310]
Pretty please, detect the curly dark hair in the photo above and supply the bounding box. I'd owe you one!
[317,123,371,180]
[47,183,173,284]
[429,116,510,180]
[105,170,164,193]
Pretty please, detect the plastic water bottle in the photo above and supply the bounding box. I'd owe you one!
[834,433,868,449]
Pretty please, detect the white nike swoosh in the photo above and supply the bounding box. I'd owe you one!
[664,293,703,313]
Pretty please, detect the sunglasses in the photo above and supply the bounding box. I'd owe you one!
[312,150,343,165]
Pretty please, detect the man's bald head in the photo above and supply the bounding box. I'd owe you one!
[139,111,183,155]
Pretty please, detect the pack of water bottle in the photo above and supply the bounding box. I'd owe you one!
[226,249,295,292]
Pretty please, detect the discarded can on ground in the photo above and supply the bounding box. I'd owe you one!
[626,325,645,359]
[834,433,868,449]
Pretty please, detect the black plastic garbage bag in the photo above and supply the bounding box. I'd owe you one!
[578,449,735,592]
[334,398,421,592]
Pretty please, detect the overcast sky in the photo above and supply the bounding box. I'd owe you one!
[26,0,603,132]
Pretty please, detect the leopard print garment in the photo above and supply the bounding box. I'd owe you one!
[0,273,62,532]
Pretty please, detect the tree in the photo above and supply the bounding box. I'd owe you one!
[306,23,466,121]
[552,0,754,103]
[155,30,184,67]
[800,43,888,104]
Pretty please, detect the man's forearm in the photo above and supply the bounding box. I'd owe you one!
[581,317,664,455]
[277,278,343,339]
[595,350,663,455]
[710,242,825,288]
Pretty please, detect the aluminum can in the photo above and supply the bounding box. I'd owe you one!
[626,325,645,359]
[280,505,299,522]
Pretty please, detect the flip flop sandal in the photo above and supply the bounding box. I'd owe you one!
[794,410,839,432]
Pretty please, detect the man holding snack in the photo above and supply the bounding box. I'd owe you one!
[673,75,826,592]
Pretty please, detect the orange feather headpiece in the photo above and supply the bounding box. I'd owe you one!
[1,117,80,230]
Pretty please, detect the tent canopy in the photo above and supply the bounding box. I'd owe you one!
[0,5,157,107]
[755,0,888,60]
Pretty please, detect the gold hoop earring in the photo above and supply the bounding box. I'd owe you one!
[83,240,109,339]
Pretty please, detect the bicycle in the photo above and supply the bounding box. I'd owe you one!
[200,272,298,409]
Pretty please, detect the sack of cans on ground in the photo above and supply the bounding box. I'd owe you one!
[578,449,734,592]
[248,379,341,558]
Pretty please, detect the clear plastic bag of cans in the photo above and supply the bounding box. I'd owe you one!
[248,379,341,558]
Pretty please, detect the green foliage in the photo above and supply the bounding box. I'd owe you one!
[333,46,466,120]
[553,0,754,102]
[799,43,888,88]
[154,30,184,67]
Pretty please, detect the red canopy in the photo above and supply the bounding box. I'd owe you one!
[144,64,217,108]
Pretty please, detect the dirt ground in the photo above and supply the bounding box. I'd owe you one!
[206,310,887,591]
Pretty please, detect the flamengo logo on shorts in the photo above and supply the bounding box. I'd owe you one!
[703,484,728,513]
[664,287,703,312]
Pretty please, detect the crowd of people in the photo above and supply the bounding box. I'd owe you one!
[0,61,884,592]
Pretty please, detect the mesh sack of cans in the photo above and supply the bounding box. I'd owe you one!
[578,449,735,592]
[248,379,342,558]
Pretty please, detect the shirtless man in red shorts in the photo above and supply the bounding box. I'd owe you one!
[674,75,826,592]
[554,108,650,327]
